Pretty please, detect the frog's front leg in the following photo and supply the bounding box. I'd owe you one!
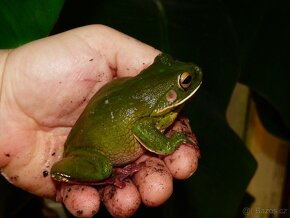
[51,151,112,183]
[132,117,189,155]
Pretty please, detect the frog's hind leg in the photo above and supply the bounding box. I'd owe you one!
[51,152,112,183]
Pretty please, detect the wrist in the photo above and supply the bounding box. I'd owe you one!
[0,50,11,96]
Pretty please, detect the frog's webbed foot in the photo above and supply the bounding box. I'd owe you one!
[162,116,201,159]
[81,162,146,189]
[113,162,145,177]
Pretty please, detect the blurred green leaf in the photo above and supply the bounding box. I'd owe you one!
[0,0,64,48]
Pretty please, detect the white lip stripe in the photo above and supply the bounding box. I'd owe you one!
[157,82,202,114]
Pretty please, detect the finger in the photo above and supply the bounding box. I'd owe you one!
[59,184,100,218]
[133,155,173,207]
[163,143,200,179]
[101,179,141,217]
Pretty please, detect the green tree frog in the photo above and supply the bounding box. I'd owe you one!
[51,53,202,184]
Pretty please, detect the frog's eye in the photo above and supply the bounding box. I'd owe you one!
[178,72,192,89]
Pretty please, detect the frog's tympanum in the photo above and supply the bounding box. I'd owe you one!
[51,53,202,185]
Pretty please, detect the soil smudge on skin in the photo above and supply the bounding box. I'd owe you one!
[43,170,49,177]
[76,210,83,216]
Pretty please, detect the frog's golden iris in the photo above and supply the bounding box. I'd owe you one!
[178,72,192,89]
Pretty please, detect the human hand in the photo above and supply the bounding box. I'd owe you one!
[0,25,200,217]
